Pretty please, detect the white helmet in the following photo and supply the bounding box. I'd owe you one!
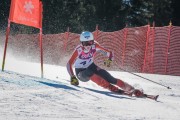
[80,31,94,42]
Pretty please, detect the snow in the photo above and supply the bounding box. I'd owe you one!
[0,55,180,120]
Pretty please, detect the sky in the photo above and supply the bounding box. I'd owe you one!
[0,54,180,120]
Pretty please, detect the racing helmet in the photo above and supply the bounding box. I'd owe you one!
[80,31,94,42]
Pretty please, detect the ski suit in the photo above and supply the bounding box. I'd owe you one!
[66,42,134,93]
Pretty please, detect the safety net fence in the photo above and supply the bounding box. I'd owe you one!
[1,25,180,76]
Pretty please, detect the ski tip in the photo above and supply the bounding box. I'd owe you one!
[155,95,159,101]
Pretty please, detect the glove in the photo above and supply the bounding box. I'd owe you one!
[70,76,79,86]
[104,59,112,67]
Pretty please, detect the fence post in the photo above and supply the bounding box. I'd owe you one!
[165,21,172,74]
[142,25,150,72]
[94,24,99,41]
[151,21,155,73]
[122,24,128,67]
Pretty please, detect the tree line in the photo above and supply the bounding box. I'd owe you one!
[0,0,179,34]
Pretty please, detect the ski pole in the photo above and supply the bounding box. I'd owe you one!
[118,67,171,89]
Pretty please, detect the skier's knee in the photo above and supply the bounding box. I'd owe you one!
[76,68,94,82]
[77,72,90,82]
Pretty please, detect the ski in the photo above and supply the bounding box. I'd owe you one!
[143,94,159,101]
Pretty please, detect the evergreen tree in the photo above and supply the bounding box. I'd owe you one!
[126,0,173,27]
[0,0,179,33]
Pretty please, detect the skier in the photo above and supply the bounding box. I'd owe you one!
[66,31,143,97]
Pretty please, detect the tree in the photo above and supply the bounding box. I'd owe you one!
[0,0,178,34]
[172,0,180,26]
[93,0,127,31]
[126,0,173,27]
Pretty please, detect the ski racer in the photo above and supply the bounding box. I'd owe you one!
[66,31,143,97]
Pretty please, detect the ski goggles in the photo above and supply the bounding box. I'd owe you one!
[81,40,94,46]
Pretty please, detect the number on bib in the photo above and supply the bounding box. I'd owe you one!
[80,61,86,65]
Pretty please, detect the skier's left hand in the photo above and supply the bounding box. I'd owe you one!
[104,59,112,67]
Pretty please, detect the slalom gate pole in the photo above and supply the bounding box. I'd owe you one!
[119,67,171,89]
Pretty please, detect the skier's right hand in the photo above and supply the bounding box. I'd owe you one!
[70,76,79,86]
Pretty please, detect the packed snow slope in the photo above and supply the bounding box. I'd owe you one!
[0,58,180,120]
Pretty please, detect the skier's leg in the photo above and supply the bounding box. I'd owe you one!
[96,68,135,92]
[90,74,132,96]
[116,79,134,92]
[75,63,101,82]
[90,74,118,92]
[118,80,145,97]
[95,69,117,84]
[95,68,143,96]
[117,80,144,97]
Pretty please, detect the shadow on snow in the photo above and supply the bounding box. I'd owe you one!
[84,87,135,100]
[37,81,78,91]
[37,80,134,100]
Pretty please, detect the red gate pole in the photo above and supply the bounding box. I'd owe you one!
[39,1,43,78]
[2,19,11,71]
[39,28,43,78]
[165,21,172,74]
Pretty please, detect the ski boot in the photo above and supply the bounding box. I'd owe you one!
[117,89,133,97]
[133,89,144,97]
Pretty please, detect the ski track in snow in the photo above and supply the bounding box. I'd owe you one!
[0,60,180,120]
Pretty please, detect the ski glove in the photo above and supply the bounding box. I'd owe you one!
[70,76,79,86]
[104,59,112,67]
